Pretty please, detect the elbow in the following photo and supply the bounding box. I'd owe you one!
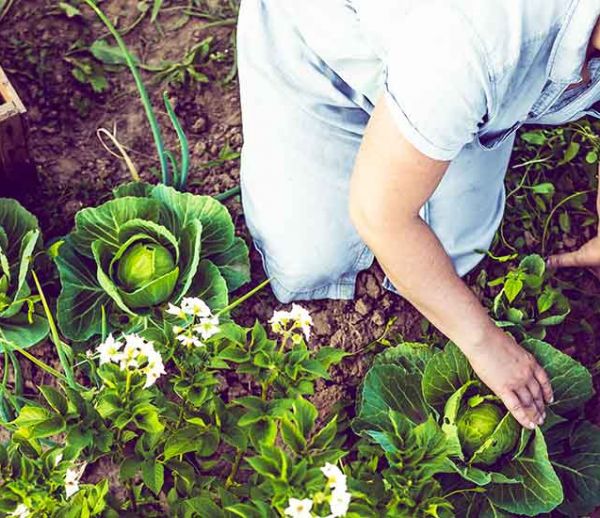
[349,184,372,239]
[349,184,391,241]
[349,184,417,243]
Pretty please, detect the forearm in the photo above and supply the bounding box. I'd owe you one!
[359,214,499,352]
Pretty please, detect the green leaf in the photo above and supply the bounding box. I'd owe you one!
[142,460,164,495]
[246,455,280,480]
[530,182,555,195]
[151,0,163,22]
[90,39,134,65]
[314,347,350,368]
[559,141,580,165]
[520,132,546,146]
[355,364,429,433]
[559,211,571,234]
[537,287,556,314]
[163,426,219,460]
[522,339,593,414]
[503,278,523,303]
[311,416,338,450]
[210,237,251,292]
[488,429,563,516]
[69,197,160,257]
[281,418,306,453]
[441,381,478,459]
[12,406,66,439]
[151,185,235,256]
[0,314,49,351]
[422,343,473,413]
[58,2,81,17]
[548,421,600,516]
[39,386,68,416]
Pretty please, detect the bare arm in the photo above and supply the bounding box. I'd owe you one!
[350,97,552,429]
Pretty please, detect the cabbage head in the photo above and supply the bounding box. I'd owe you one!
[55,183,250,340]
[354,339,600,517]
[0,199,48,349]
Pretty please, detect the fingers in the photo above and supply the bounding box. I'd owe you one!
[501,390,539,430]
[546,251,590,270]
[527,380,546,419]
[516,386,545,427]
[533,364,554,404]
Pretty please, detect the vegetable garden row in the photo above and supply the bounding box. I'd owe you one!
[0,1,599,517]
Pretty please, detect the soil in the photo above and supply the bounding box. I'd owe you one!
[0,0,599,510]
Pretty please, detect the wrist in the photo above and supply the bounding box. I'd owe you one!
[456,320,507,356]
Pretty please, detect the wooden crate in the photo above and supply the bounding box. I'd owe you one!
[0,66,36,195]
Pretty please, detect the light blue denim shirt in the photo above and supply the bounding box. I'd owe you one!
[238,0,600,302]
[282,0,600,161]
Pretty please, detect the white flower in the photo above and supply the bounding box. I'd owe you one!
[124,334,149,353]
[132,336,156,360]
[119,341,140,370]
[320,463,347,492]
[177,333,204,348]
[269,309,293,334]
[9,504,29,518]
[65,463,86,499]
[269,305,313,341]
[54,453,63,467]
[290,304,312,341]
[284,497,313,518]
[143,350,166,388]
[328,488,351,517]
[181,297,211,317]
[194,316,220,341]
[96,334,123,365]
[166,303,186,319]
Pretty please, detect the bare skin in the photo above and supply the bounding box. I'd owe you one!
[349,101,552,430]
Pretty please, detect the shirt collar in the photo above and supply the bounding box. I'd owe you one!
[548,0,600,84]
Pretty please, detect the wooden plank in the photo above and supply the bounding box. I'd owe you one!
[0,65,25,117]
[0,65,36,195]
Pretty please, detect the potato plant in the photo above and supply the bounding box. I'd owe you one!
[0,299,358,517]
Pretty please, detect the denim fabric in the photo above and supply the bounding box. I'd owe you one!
[237,0,600,303]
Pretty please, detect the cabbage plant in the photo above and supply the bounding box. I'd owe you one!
[55,183,250,340]
[0,199,48,349]
[354,340,600,517]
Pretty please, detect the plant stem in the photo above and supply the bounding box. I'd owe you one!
[32,271,77,388]
[214,185,241,202]
[216,278,271,316]
[225,449,243,488]
[541,190,593,255]
[1,341,67,382]
[82,0,170,185]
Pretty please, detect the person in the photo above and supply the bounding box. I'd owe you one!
[236,0,600,430]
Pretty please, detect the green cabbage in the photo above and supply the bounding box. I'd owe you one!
[354,339,600,517]
[55,183,250,340]
[0,199,49,349]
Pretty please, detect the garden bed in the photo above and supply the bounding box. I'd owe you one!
[0,1,599,517]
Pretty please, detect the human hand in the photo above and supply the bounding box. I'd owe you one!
[466,331,553,430]
[547,236,600,279]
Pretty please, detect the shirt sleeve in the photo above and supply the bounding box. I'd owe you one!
[384,2,492,161]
